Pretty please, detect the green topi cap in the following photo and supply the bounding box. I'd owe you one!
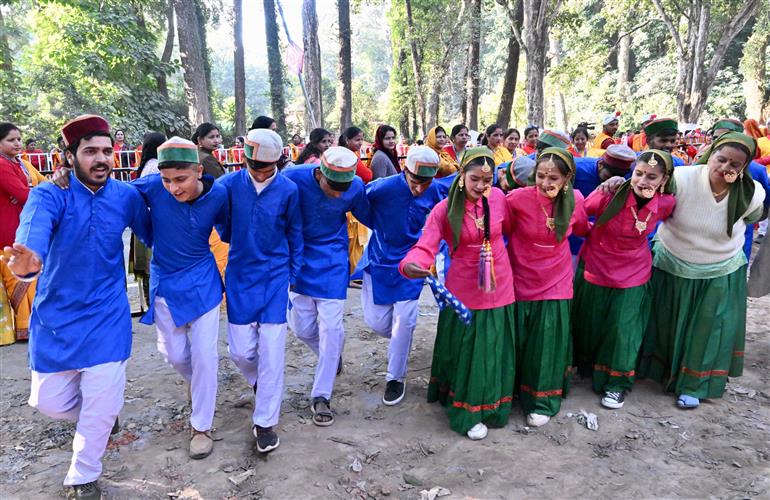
[158,136,200,165]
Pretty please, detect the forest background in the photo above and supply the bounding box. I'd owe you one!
[0,0,768,146]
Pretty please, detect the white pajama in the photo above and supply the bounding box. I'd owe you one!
[361,272,419,382]
[28,360,126,486]
[288,291,345,400]
[154,297,220,432]
[227,322,286,428]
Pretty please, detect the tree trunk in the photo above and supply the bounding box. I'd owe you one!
[460,60,468,125]
[522,0,555,127]
[174,0,212,125]
[302,0,323,131]
[652,0,759,124]
[496,0,523,128]
[616,33,631,106]
[337,0,353,130]
[233,0,246,136]
[740,11,770,122]
[404,0,426,136]
[426,86,440,130]
[549,36,568,130]
[263,0,287,136]
[465,0,481,130]
[395,48,410,140]
[194,0,213,102]
[156,0,175,100]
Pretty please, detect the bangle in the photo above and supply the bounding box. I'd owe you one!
[11,265,42,282]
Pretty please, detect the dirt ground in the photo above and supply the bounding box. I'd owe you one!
[1,268,769,499]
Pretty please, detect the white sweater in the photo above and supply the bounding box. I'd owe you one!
[657,165,765,264]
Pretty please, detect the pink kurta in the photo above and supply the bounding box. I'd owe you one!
[399,188,515,310]
[506,186,589,301]
[579,190,676,288]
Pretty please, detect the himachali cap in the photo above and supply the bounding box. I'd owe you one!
[405,146,440,178]
[601,144,636,171]
[245,129,283,163]
[61,114,110,147]
[157,136,199,165]
[644,118,678,137]
[711,118,743,134]
[538,129,571,149]
[640,113,657,125]
[320,146,358,183]
[602,111,621,125]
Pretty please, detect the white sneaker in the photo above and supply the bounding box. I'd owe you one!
[526,413,550,427]
[466,422,488,440]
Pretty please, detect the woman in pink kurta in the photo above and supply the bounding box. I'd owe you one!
[573,150,676,410]
[505,147,589,428]
[400,147,515,441]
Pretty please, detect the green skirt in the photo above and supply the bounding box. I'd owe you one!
[427,304,516,435]
[572,263,651,393]
[516,299,572,416]
[637,266,746,399]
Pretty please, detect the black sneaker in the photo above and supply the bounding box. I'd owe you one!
[601,391,625,409]
[69,481,101,500]
[110,417,120,435]
[253,425,280,453]
[382,380,405,406]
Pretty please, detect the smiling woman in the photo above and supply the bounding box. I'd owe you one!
[638,132,766,410]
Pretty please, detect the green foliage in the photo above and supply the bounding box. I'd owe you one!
[0,0,185,146]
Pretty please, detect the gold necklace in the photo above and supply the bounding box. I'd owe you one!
[630,206,652,234]
[712,187,728,198]
[465,209,485,230]
[540,204,556,231]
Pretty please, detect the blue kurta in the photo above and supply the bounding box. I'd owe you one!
[16,174,152,373]
[282,165,369,300]
[218,169,303,324]
[132,174,228,327]
[362,173,444,304]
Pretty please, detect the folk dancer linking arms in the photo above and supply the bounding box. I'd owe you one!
[2,115,152,500]
[401,147,516,441]
[573,150,675,410]
[361,146,447,405]
[636,132,766,409]
[283,147,371,427]
[218,129,303,452]
[134,137,228,459]
[505,147,589,427]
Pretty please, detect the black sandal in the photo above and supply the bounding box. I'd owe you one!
[311,397,334,427]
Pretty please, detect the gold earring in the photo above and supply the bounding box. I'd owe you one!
[739,170,744,180]
[563,183,568,193]
[459,175,464,190]
[659,184,664,193]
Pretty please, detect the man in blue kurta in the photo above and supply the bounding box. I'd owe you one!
[132,137,229,460]
[1,115,151,500]
[217,128,303,453]
[283,147,370,427]
[360,146,445,405]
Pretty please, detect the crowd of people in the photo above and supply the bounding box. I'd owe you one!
[1,110,769,500]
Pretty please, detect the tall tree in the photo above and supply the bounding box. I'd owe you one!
[263,0,287,136]
[404,0,426,136]
[616,33,631,106]
[549,36,568,130]
[156,0,175,100]
[496,0,523,127]
[501,0,562,127]
[651,0,760,123]
[465,0,481,130]
[233,0,246,136]
[302,0,323,131]
[739,10,770,122]
[174,0,212,125]
[337,0,353,130]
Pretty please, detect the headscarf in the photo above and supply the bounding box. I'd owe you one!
[372,125,401,172]
[743,118,763,140]
[696,131,757,237]
[527,147,576,242]
[447,147,495,250]
[595,149,676,227]
[425,126,459,176]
